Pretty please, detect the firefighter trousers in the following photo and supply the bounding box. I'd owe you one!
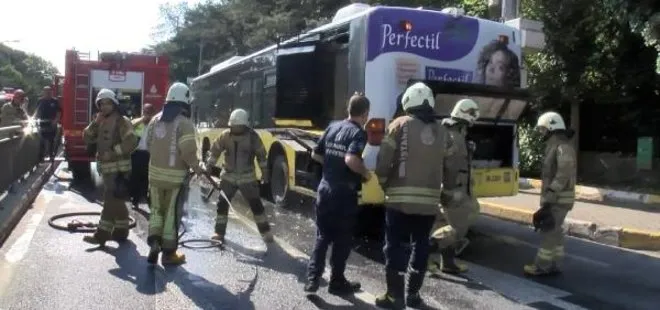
[534,205,570,270]
[429,197,480,260]
[215,180,271,237]
[307,182,358,281]
[148,184,187,253]
[95,173,130,241]
[383,208,436,274]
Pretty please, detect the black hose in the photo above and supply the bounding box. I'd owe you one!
[48,212,136,233]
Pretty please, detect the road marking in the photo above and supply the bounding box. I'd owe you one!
[489,234,610,268]
[466,262,588,310]
[3,197,48,264]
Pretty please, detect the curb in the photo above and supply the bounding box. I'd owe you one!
[480,201,660,251]
[519,178,660,206]
[0,162,56,246]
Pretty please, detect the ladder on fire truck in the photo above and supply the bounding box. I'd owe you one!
[73,52,91,126]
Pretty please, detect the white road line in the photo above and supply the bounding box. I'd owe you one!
[4,212,45,264]
[466,263,588,310]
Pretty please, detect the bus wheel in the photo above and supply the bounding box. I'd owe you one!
[270,155,289,208]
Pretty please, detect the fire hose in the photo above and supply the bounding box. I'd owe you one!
[47,172,231,250]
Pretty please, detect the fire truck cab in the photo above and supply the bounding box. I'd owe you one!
[60,50,169,181]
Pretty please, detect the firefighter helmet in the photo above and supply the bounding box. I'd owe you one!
[228,108,249,126]
[166,82,191,104]
[449,98,480,125]
[536,112,566,131]
[401,82,435,111]
[95,88,118,106]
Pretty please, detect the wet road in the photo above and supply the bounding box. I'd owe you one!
[0,165,659,310]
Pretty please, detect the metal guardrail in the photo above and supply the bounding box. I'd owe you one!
[0,123,60,194]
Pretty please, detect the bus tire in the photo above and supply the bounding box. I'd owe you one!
[270,155,289,208]
[68,161,90,183]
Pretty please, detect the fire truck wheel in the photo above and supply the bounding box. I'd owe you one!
[68,161,91,182]
[270,155,289,208]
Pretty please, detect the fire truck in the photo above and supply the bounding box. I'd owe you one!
[60,50,169,180]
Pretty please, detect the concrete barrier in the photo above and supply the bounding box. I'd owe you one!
[519,177,660,207]
[480,201,660,251]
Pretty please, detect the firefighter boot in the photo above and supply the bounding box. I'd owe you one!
[441,246,468,274]
[82,231,108,247]
[328,276,361,295]
[523,264,561,277]
[427,253,442,276]
[405,269,426,308]
[161,250,186,265]
[261,231,275,243]
[147,240,162,265]
[375,269,405,309]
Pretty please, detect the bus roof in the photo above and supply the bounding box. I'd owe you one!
[192,5,516,83]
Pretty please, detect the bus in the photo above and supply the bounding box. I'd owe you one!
[191,4,530,212]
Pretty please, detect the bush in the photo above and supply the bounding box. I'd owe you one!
[518,122,544,178]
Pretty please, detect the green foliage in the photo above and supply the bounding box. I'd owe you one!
[517,122,544,177]
[0,43,59,102]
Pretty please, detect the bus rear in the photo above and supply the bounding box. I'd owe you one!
[360,7,529,202]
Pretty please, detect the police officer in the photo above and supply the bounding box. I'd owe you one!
[304,92,370,295]
[206,108,273,244]
[525,111,576,276]
[428,98,481,276]
[374,82,457,309]
[82,89,138,246]
[144,82,204,265]
[130,103,155,208]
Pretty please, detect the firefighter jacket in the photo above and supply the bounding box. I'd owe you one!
[375,115,456,215]
[83,112,137,175]
[541,133,576,208]
[208,128,267,185]
[145,113,201,189]
[440,121,473,207]
[0,102,27,127]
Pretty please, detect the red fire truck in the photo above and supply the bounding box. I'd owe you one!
[60,50,169,180]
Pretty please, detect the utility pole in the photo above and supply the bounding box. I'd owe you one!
[197,38,205,76]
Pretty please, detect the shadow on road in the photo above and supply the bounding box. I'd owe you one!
[103,240,167,295]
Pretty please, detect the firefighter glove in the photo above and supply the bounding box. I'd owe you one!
[533,205,555,233]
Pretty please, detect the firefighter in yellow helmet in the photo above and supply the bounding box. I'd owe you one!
[144,82,205,265]
[374,82,458,309]
[428,98,481,276]
[82,88,138,246]
[205,108,273,244]
[525,111,576,276]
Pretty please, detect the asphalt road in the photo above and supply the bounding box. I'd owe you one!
[0,164,658,310]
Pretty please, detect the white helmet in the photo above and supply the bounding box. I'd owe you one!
[95,88,118,106]
[228,108,249,126]
[401,82,435,111]
[536,112,566,131]
[450,98,480,124]
[166,82,191,104]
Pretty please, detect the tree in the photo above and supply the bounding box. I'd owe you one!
[0,43,59,105]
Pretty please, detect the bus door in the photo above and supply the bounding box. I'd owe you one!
[420,80,531,197]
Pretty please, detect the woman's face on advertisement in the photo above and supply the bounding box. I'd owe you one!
[485,50,507,86]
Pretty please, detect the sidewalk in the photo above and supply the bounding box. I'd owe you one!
[479,192,660,251]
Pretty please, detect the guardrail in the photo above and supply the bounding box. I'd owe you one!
[0,124,57,194]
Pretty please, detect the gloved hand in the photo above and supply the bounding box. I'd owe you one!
[533,204,555,233]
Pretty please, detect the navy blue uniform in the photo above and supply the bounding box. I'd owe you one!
[36,97,61,159]
[307,120,366,283]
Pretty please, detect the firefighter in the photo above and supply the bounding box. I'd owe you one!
[205,108,273,244]
[304,92,371,295]
[144,82,204,265]
[130,103,155,208]
[428,98,481,276]
[82,89,138,246]
[525,111,576,276]
[0,89,28,129]
[374,82,457,309]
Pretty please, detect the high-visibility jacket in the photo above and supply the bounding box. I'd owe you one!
[132,117,149,151]
[440,120,473,207]
[207,128,267,184]
[145,113,201,189]
[541,133,576,207]
[375,115,456,215]
[83,113,137,174]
